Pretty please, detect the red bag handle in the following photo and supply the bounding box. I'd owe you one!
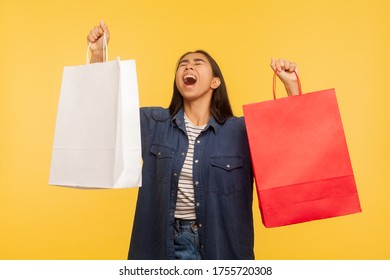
[273,70,303,99]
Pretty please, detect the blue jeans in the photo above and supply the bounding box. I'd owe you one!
[174,220,202,260]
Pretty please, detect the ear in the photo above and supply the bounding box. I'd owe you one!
[211,77,221,89]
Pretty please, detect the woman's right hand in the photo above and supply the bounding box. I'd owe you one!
[87,20,110,63]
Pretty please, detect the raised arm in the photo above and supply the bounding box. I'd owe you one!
[87,20,110,63]
[270,58,300,96]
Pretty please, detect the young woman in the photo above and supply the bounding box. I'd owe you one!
[87,21,299,260]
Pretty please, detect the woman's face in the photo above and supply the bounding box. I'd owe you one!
[175,52,220,103]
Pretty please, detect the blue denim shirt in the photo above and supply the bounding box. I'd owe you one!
[128,107,254,260]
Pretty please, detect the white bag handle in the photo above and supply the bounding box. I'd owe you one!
[86,32,108,64]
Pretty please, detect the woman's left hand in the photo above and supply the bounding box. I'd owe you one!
[270,58,300,96]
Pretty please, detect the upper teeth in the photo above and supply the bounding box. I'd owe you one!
[184,74,196,80]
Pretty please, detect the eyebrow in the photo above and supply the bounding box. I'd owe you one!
[179,58,206,64]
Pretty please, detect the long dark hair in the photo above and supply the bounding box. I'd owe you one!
[168,50,234,124]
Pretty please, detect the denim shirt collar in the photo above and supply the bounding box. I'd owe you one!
[172,107,220,134]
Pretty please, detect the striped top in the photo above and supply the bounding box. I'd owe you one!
[174,114,206,220]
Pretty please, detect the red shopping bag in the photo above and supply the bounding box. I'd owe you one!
[243,72,361,228]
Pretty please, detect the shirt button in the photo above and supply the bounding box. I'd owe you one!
[173,173,178,176]
[196,202,200,207]
[196,140,200,144]
[226,164,231,169]
[198,223,203,228]
[195,181,199,185]
[181,152,185,156]
[194,159,199,163]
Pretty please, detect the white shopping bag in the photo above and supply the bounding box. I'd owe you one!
[49,56,142,188]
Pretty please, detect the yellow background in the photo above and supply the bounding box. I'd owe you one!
[1,0,389,259]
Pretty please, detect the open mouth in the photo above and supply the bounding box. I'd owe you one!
[183,74,197,86]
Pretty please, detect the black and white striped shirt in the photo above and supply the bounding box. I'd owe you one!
[174,114,206,220]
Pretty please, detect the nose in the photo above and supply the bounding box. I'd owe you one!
[185,63,194,70]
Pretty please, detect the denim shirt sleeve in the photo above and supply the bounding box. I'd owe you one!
[138,107,171,157]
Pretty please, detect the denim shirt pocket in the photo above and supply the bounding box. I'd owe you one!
[210,156,244,195]
[150,144,175,183]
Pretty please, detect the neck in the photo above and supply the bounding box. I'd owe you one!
[183,101,211,126]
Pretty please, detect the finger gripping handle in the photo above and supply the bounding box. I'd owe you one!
[86,32,108,64]
[272,70,302,99]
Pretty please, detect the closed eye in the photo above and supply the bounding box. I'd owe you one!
[194,58,205,65]
[178,58,206,67]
